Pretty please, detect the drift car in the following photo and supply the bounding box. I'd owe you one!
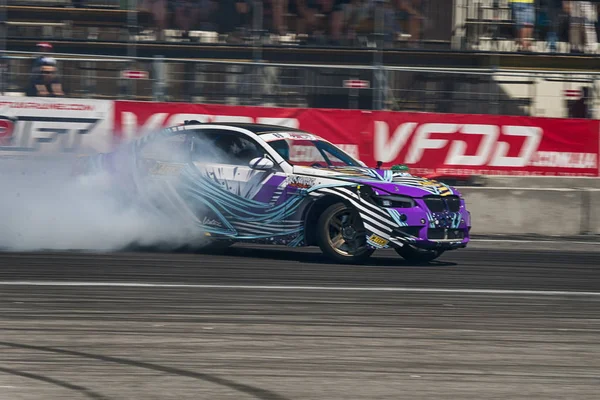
[76,122,471,264]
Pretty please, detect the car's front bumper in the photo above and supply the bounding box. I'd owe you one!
[363,198,471,250]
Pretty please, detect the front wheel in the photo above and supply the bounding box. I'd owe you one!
[395,245,444,264]
[316,202,375,264]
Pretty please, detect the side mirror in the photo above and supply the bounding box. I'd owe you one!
[249,157,274,170]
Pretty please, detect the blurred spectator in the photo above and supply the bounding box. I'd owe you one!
[264,0,288,36]
[563,1,598,53]
[27,59,64,97]
[539,0,562,52]
[343,0,375,43]
[31,42,55,75]
[398,0,424,46]
[509,0,535,52]
[296,0,348,44]
[172,0,202,38]
[139,0,168,40]
[342,1,380,43]
[336,1,402,46]
[215,0,252,40]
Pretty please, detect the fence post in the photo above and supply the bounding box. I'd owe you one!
[125,0,138,99]
[591,76,599,120]
[153,55,166,101]
[490,66,499,115]
[0,0,5,54]
[250,0,264,106]
[372,0,386,111]
[0,0,6,94]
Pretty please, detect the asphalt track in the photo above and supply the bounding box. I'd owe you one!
[0,241,599,400]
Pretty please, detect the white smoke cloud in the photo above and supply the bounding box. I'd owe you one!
[0,122,277,252]
[0,135,210,252]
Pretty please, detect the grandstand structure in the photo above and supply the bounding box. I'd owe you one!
[0,0,598,118]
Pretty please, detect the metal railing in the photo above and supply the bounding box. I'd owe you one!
[1,50,599,119]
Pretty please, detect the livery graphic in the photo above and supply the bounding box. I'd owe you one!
[76,123,471,264]
[284,175,316,189]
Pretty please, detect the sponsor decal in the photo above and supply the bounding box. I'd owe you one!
[202,217,222,227]
[0,100,95,111]
[285,175,316,189]
[529,151,597,169]
[0,96,113,153]
[374,121,543,168]
[371,116,599,176]
[0,116,102,152]
[367,234,389,248]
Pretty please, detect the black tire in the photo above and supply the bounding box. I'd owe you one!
[395,245,444,264]
[316,202,375,264]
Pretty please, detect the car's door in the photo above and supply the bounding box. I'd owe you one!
[183,128,298,240]
[127,129,206,228]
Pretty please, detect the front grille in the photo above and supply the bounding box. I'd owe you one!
[446,196,461,212]
[428,228,465,240]
[423,197,446,212]
[423,195,461,212]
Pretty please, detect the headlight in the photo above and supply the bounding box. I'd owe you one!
[372,195,416,208]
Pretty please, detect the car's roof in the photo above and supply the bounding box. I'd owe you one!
[188,122,306,135]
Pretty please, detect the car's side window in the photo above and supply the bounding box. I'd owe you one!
[191,129,274,168]
[188,129,226,163]
[139,132,191,163]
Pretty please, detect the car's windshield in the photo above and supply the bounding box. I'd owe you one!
[266,137,362,167]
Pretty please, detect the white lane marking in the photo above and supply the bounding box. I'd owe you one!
[471,239,598,245]
[0,281,598,297]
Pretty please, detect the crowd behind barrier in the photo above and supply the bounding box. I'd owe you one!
[3,0,600,52]
[3,0,443,47]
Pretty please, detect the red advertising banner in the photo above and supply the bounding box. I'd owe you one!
[114,101,600,177]
[369,111,600,178]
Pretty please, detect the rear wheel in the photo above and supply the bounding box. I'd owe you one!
[395,245,444,264]
[316,202,375,264]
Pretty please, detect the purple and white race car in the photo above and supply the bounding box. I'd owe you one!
[79,121,471,264]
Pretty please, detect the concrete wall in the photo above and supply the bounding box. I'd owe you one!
[589,190,600,235]
[474,176,600,189]
[461,187,600,236]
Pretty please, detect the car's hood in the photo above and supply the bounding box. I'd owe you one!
[292,165,461,197]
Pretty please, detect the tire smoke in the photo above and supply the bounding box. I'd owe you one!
[0,149,203,252]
